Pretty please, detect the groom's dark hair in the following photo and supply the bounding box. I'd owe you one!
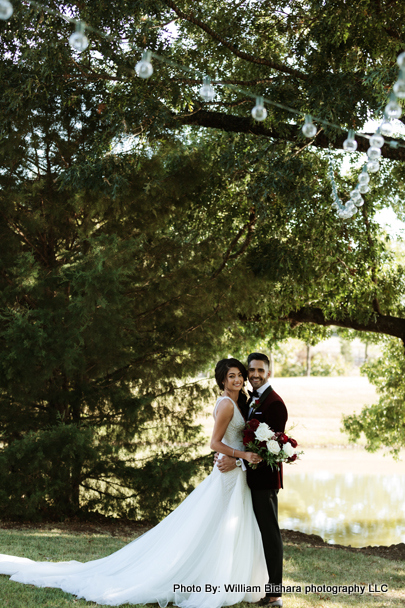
[247,352,270,368]
[215,358,247,389]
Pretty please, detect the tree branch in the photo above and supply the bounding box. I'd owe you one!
[176,109,405,161]
[177,77,275,86]
[211,210,256,279]
[284,307,405,343]
[160,0,308,80]
[69,59,123,82]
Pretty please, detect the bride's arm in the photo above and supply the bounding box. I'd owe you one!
[210,399,261,464]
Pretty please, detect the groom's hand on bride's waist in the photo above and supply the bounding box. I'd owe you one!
[215,453,238,473]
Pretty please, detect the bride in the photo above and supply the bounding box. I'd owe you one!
[0,358,268,608]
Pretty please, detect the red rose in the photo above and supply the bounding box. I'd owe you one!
[243,430,255,445]
[247,418,260,431]
[288,438,298,448]
[287,454,297,462]
[278,433,288,444]
[259,441,267,448]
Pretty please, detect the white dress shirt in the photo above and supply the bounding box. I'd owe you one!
[248,380,271,417]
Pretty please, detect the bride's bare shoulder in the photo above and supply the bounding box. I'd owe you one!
[213,397,234,419]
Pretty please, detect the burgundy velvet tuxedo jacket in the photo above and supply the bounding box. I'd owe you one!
[246,385,288,491]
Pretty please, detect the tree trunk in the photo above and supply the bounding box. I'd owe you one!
[269,350,275,378]
[178,110,405,162]
[306,344,311,377]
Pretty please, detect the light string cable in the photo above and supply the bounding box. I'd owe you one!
[1,0,405,220]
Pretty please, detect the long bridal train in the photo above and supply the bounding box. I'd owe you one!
[0,399,267,608]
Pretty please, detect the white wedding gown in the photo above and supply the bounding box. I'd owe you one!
[0,397,267,607]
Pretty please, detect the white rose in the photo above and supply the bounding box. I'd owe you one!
[255,423,273,442]
[266,439,281,454]
[283,442,295,457]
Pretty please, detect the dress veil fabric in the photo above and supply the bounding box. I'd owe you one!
[0,397,267,607]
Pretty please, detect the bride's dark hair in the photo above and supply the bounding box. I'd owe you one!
[214,358,247,389]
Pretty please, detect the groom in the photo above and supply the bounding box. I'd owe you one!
[217,352,288,608]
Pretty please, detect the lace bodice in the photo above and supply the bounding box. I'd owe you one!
[213,396,245,452]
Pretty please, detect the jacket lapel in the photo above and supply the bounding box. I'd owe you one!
[247,385,273,419]
[258,385,273,405]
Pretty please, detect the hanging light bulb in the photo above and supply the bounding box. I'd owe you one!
[370,131,384,148]
[199,77,215,102]
[367,146,381,160]
[0,0,13,19]
[344,204,357,218]
[358,183,370,194]
[302,114,317,137]
[251,97,267,121]
[394,71,405,99]
[353,195,364,207]
[69,21,89,52]
[135,51,153,79]
[343,129,357,151]
[380,118,393,137]
[385,93,402,119]
[358,167,370,185]
[367,160,379,173]
[397,51,405,69]
[350,188,361,201]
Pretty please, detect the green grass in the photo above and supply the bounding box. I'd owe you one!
[0,528,403,607]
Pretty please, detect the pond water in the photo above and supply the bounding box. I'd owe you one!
[278,471,405,547]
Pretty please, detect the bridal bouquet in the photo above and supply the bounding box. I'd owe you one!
[243,419,303,470]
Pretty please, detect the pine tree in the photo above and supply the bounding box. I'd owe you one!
[0,10,256,518]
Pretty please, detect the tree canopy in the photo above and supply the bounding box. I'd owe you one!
[1,0,405,520]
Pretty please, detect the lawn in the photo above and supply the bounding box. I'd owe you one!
[0,526,404,607]
[1,376,404,607]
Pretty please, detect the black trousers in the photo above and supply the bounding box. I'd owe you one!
[251,488,283,597]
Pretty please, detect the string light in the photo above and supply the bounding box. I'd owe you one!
[393,70,405,98]
[302,115,317,137]
[385,93,402,119]
[327,152,374,219]
[350,188,361,201]
[349,188,364,209]
[380,118,393,137]
[3,0,405,224]
[397,52,405,69]
[199,77,215,102]
[135,50,153,79]
[251,97,267,121]
[358,167,370,185]
[7,0,405,156]
[69,21,88,52]
[367,146,381,160]
[367,160,379,173]
[327,153,358,219]
[0,0,13,19]
[343,129,357,151]
[370,131,384,148]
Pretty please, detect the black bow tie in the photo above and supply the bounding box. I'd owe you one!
[250,390,259,398]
